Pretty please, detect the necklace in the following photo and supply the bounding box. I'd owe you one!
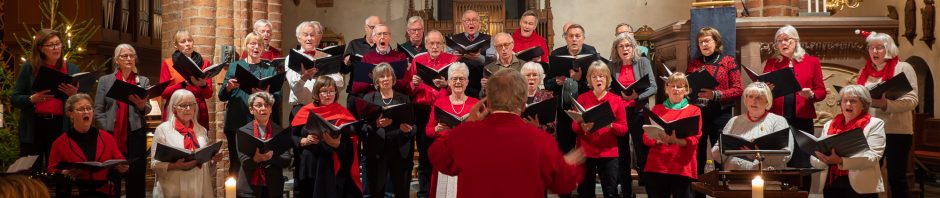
[451,96,466,114]
[382,97,393,105]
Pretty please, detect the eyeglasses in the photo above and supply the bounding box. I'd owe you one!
[43,43,63,49]
[252,103,272,109]
[618,44,635,49]
[868,45,886,51]
[119,54,137,59]
[72,106,93,113]
[449,77,468,82]
[175,103,197,110]
[495,42,513,49]
[374,32,391,36]
[319,91,337,96]
[462,19,480,24]
[776,38,793,44]
[407,28,424,33]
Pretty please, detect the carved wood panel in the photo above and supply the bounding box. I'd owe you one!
[814,64,860,127]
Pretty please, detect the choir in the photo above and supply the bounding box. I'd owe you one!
[8,8,918,198]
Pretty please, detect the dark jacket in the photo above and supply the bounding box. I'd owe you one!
[11,62,80,144]
[546,44,598,107]
[236,122,291,198]
[360,91,414,160]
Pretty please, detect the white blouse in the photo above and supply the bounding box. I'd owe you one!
[710,113,794,170]
[150,121,215,198]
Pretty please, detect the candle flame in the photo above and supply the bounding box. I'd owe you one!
[225,177,236,186]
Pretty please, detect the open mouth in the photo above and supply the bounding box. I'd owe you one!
[82,115,90,122]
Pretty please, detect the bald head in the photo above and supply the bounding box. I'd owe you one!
[493,32,514,62]
[485,69,528,113]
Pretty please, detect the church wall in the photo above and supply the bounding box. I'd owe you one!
[549,1,691,57]
[280,0,412,51]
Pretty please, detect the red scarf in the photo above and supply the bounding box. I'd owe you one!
[113,71,137,153]
[290,103,362,190]
[856,57,899,85]
[825,113,871,185]
[745,110,769,122]
[173,119,199,150]
[250,120,273,186]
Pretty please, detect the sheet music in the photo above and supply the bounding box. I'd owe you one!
[436,173,458,198]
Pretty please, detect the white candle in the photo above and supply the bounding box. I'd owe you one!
[225,177,236,198]
[752,176,764,198]
[808,0,813,13]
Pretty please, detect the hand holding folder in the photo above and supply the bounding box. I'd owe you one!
[566,97,615,133]
[172,55,227,85]
[234,66,286,93]
[154,141,224,164]
[105,80,171,106]
[741,66,801,98]
[31,67,98,99]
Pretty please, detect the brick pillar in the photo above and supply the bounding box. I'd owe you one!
[161,0,282,197]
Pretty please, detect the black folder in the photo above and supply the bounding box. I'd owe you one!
[236,128,293,157]
[565,97,616,133]
[721,127,791,151]
[792,128,869,157]
[318,45,346,56]
[104,80,171,105]
[349,96,416,126]
[868,72,914,100]
[515,46,544,62]
[446,36,489,54]
[434,107,469,127]
[415,62,451,87]
[234,66,286,93]
[154,141,224,164]
[56,159,128,170]
[687,69,720,101]
[548,54,598,79]
[643,107,700,139]
[396,43,425,60]
[522,97,558,125]
[31,66,98,99]
[609,74,651,96]
[741,66,802,98]
[172,55,227,84]
[286,48,343,76]
[303,111,359,137]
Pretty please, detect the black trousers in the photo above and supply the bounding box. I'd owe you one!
[556,108,576,153]
[109,128,147,197]
[578,157,619,198]
[225,130,240,177]
[644,172,692,198]
[883,134,912,198]
[786,117,815,191]
[694,111,730,198]
[823,176,878,198]
[23,116,63,173]
[629,110,649,186]
[415,107,433,198]
[365,149,413,198]
[618,109,644,197]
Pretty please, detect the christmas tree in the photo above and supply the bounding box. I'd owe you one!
[15,0,102,71]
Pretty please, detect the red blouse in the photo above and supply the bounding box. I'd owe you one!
[617,64,637,107]
[425,96,479,139]
[763,56,827,119]
[642,104,702,179]
[408,53,460,106]
[570,91,629,158]
[34,64,68,115]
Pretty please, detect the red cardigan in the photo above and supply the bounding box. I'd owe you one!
[511,29,550,63]
[425,96,479,139]
[687,56,743,104]
[408,53,460,106]
[48,129,125,194]
[763,55,827,119]
[571,91,629,158]
[643,104,702,179]
[429,113,584,197]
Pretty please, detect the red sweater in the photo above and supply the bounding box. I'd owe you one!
[687,56,743,104]
[571,91,629,158]
[48,129,125,194]
[642,104,702,179]
[763,55,827,119]
[425,96,479,139]
[511,29,550,63]
[353,50,409,95]
[159,57,215,127]
[429,113,584,197]
[408,53,460,106]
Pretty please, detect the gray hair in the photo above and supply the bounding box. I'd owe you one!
[164,89,205,131]
[865,32,900,59]
[743,82,773,110]
[248,91,276,107]
[365,16,381,25]
[253,19,273,32]
[65,93,93,112]
[615,23,633,33]
[773,25,807,62]
[407,16,424,27]
[491,32,513,48]
[425,30,444,42]
[838,84,873,110]
[520,61,545,89]
[112,43,139,73]
[371,62,396,90]
[462,10,479,20]
[371,24,389,37]
[447,62,470,79]
[295,21,323,37]
[609,32,640,64]
[486,69,528,113]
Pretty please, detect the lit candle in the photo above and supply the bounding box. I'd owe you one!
[225,177,236,198]
[752,176,764,198]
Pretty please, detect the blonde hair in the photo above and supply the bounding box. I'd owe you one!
[585,60,611,90]
[743,82,773,110]
[242,32,262,55]
[0,174,50,198]
[665,72,691,98]
[172,29,192,46]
